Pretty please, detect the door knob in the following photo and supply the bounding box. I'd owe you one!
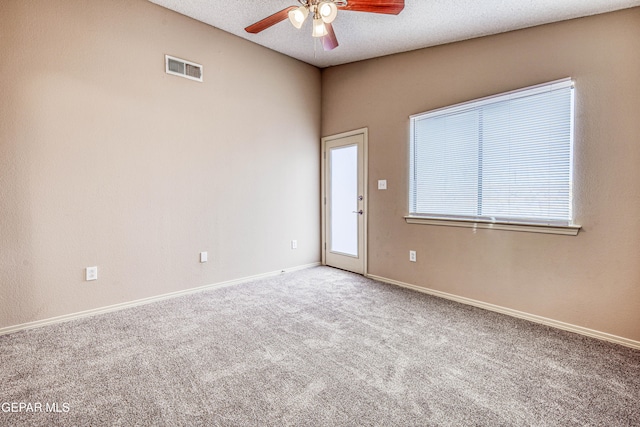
[352,210,364,215]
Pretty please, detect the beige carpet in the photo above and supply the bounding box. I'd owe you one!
[1,266,639,426]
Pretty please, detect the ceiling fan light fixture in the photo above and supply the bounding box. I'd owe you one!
[288,6,309,29]
[318,2,338,24]
[312,17,328,37]
[244,0,405,52]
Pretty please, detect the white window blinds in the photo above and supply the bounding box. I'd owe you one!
[409,78,575,226]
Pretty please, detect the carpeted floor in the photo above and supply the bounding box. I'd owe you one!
[1,266,639,426]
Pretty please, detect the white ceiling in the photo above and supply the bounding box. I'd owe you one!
[148,0,640,68]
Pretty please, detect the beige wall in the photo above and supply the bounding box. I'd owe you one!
[0,0,321,328]
[322,8,640,341]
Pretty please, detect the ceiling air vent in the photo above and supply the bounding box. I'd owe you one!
[165,55,203,82]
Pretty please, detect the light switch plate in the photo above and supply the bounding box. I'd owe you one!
[378,180,387,190]
[200,252,208,263]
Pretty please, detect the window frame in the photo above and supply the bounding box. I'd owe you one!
[406,78,581,236]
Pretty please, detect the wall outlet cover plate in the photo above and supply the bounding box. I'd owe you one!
[86,266,98,281]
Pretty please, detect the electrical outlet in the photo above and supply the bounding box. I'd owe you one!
[200,252,208,263]
[378,179,387,190]
[409,251,417,262]
[86,266,98,281]
[291,240,298,249]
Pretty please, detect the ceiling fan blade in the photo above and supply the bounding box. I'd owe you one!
[338,0,404,15]
[322,23,339,51]
[245,6,297,34]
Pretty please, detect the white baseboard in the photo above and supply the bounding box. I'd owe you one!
[367,274,640,350]
[0,262,321,337]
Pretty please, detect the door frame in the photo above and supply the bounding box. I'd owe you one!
[321,127,368,276]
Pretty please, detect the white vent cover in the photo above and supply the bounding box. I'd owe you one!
[165,55,203,82]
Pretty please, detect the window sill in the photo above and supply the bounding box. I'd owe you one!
[404,216,581,236]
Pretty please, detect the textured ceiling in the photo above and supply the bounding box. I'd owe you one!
[148,0,640,68]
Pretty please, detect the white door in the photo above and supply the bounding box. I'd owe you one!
[322,129,367,274]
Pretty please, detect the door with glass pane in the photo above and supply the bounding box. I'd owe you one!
[322,130,366,274]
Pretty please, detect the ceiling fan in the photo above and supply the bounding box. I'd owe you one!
[244,0,405,51]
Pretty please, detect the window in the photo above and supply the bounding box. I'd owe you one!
[408,79,578,233]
